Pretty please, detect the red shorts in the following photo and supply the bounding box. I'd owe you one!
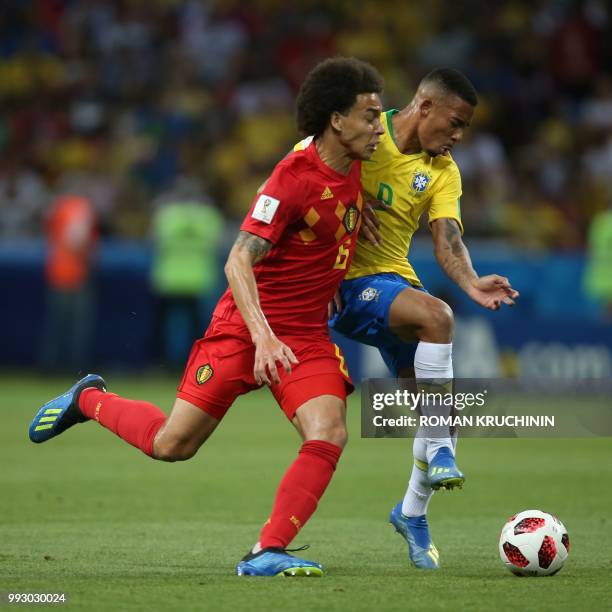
[177,317,354,421]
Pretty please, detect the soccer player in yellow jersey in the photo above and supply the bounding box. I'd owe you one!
[330,68,519,569]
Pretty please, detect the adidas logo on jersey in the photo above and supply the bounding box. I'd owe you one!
[320,186,334,200]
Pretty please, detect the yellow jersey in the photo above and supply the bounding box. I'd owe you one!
[348,109,463,286]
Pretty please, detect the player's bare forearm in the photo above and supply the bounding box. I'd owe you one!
[431,218,519,310]
[431,218,478,293]
[224,231,274,341]
[224,231,298,384]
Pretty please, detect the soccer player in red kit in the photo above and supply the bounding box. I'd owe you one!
[29,57,385,577]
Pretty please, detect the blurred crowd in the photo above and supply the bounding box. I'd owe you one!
[1,0,612,251]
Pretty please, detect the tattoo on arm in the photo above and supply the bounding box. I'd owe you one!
[434,219,477,291]
[234,231,273,264]
[444,219,464,257]
[226,231,274,340]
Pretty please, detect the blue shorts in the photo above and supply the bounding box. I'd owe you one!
[329,273,426,377]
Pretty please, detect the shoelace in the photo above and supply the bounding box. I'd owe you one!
[266,544,310,555]
[241,543,311,562]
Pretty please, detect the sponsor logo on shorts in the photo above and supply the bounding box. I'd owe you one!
[196,364,214,384]
[359,287,380,302]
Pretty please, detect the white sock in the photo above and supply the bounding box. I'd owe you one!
[414,341,453,379]
[414,341,454,464]
[401,432,434,517]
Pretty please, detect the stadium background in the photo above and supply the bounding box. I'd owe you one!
[1,0,611,379]
[2,2,612,611]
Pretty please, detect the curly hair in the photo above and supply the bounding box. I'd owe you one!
[296,57,384,137]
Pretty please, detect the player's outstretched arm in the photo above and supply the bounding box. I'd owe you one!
[224,231,298,385]
[431,218,519,311]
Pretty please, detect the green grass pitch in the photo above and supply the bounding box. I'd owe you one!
[1,374,611,611]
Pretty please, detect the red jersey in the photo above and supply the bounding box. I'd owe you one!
[214,137,363,335]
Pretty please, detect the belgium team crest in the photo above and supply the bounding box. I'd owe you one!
[342,204,360,234]
[196,364,214,384]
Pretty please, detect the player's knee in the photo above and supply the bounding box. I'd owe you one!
[154,438,198,462]
[310,423,348,449]
[427,300,454,341]
[333,427,349,449]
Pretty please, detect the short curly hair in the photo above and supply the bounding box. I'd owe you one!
[296,57,384,137]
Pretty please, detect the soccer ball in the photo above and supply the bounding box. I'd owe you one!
[499,510,570,576]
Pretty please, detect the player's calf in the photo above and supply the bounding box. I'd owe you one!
[152,435,200,462]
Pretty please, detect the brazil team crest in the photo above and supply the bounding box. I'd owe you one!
[342,204,360,234]
[359,287,380,302]
[196,364,214,384]
[410,170,432,196]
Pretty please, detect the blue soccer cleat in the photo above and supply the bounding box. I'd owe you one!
[427,447,465,490]
[236,547,324,577]
[29,374,106,444]
[389,502,440,569]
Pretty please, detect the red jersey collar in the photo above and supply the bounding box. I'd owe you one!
[305,138,360,182]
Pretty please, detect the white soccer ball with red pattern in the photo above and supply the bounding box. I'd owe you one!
[499,509,570,576]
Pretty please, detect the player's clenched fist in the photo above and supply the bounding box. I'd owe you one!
[253,332,299,385]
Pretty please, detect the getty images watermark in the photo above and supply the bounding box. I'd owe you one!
[361,378,612,438]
